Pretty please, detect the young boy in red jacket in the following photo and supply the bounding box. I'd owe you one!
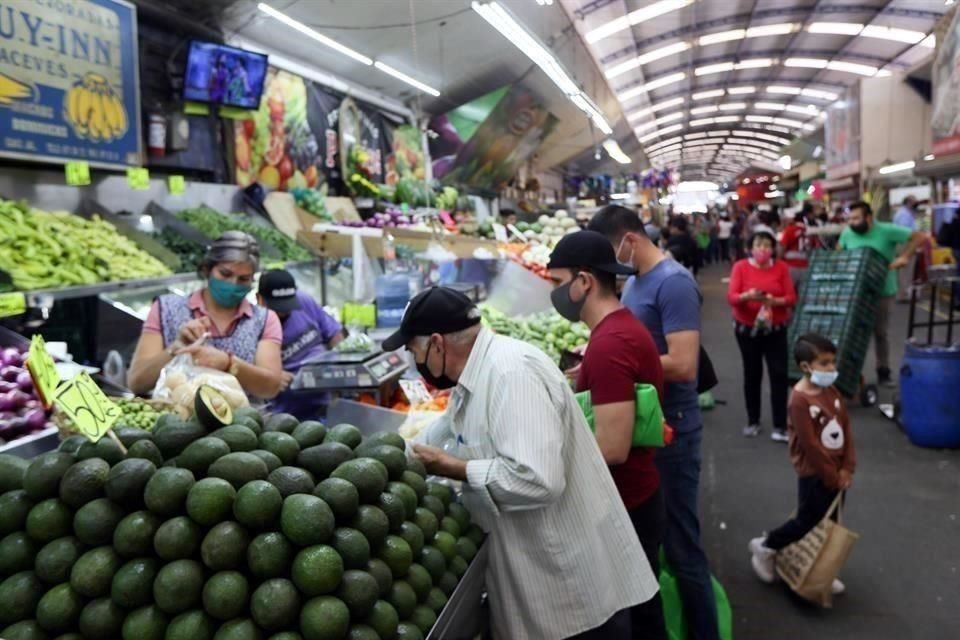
[748,333,856,595]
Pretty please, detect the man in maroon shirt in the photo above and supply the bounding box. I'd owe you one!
[548,230,668,640]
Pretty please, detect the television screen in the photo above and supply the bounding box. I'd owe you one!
[183,41,268,109]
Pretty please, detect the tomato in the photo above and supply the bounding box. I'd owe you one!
[242,119,255,138]
[278,155,294,180]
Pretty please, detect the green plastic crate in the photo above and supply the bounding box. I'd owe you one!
[788,248,888,396]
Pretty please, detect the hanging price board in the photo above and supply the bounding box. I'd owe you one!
[168,175,186,195]
[127,167,150,190]
[65,161,91,186]
[0,292,26,318]
[342,303,377,328]
[53,371,121,442]
[26,334,60,408]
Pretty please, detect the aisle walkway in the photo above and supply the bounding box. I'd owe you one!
[695,263,960,640]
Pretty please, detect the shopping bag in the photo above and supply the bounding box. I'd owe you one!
[775,493,859,607]
[575,383,673,447]
[659,549,734,640]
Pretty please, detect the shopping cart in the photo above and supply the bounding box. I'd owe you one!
[788,248,889,406]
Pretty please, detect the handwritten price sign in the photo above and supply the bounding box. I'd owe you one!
[26,335,59,408]
[54,371,121,442]
[0,292,26,318]
[65,161,91,186]
[126,167,150,190]
[168,175,186,195]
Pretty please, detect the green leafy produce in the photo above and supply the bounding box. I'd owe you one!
[177,205,310,261]
[155,226,207,269]
[0,199,171,291]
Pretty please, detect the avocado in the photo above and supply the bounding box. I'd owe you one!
[73,497,125,546]
[70,546,122,598]
[267,466,315,497]
[186,478,237,527]
[195,385,233,430]
[377,492,407,532]
[212,618,260,640]
[210,425,258,452]
[231,406,264,429]
[178,437,231,475]
[250,579,301,631]
[0,570,45,626]
[0,490,32,538]
[248,449,283,473]
[263,413,299,434]
[0,453,29,493]
[36,583,84,633]
[314,477,360,523]
[76,437,125,466]
[379,535,414,578]
[409,605,437,634]
[365,600,400,640]
[324,424,363,449]
[23,452,75,501]
[331,458,389,504]
[330,527,370,570]
[0,532,37,575]
[247,532,294,581]
[297,443,354,481]
[351,506,389,549]
[291,421,327,449]
[387,481,419,520]
[25,498,73,542]
[104,458,156,509]
[77,597,126,638]
[281,494,334,546]
[154,516,202,561]
[121,605,168,640]
[153,559,204,615]
[57,435,87,454]
[336,570,380,618]
[114,426,153,447]
[389,582,418,620]
[206,453,269,489]
[113,510,162,558]
[233,480,282,531]
[34,537,84,584]
[126,439,164,467]
[362,431,406,452]
[366,558,393,597]
[143,467,196,517]
[201,571,248,621]
[165,609,216,640]
[111,557,159,609]
[397,522,425,561]
[300,596,350,640]
[153,420,206,459]
[258,432,300,465]
[200,521,250,571]
[356,445,406,481]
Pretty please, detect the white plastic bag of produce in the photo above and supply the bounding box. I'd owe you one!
[153,354,249,415]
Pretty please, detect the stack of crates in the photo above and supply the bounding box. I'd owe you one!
[788,248,889,396]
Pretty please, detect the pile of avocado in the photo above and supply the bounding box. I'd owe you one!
[0,399,484,640]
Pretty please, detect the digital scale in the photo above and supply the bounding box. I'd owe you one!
[290,349,409,403]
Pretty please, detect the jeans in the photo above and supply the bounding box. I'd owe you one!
[735,325,789,430]
[874,295,893,373]
[765,476,841,550]
[566,608,632,640]
[718,238,731,262]
[628,489,667,640]
[655,428,719,640]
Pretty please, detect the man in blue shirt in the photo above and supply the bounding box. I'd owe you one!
[590,206,719,640]
[892,196,919,303]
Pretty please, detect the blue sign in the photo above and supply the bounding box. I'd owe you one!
[0,0,141,168]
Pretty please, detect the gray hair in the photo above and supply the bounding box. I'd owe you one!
[199,231,260,276]
[411,324,481,349]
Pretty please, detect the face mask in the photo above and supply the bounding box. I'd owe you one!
[417,341,457,390]
[550,276,587,323]
[850,222,869,235]
[809,369,839,388]
[208,277,252,307]
[751,248,773,265]
[615,235,635,267]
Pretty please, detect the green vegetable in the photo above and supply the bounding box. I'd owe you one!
[177,206,310,262]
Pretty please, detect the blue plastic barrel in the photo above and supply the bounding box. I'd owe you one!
[375,272,412,328]
[899,344,960,448]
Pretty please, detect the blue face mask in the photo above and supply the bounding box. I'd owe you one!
[208,277,252,307]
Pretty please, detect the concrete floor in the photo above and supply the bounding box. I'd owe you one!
[696,264,960,640]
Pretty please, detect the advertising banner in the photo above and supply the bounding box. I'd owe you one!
[932,10,960,156]
[0,0,141,167]
[825,84,860,180]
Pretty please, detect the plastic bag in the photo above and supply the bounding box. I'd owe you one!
[153,354,249,416]
[753,304,772,335]
[659,549,734,640]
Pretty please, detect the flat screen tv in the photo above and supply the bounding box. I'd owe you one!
[183,41,268,109]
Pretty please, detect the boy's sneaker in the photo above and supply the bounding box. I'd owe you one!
[770,429,789,443]
[832,578,846,595]
[743,424,761,438]
[748,537,776,583]
[877,367,897,389]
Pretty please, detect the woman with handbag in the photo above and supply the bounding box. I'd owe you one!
[727,226,797,441]
[127,231,286,400]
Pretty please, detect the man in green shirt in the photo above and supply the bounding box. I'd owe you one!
[839,201,926,387]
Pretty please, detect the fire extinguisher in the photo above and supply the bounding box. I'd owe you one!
[148,109,167,158]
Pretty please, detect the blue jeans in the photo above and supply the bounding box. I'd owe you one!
[655,426,719,640]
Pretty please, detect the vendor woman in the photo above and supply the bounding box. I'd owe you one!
[127,231,286,399]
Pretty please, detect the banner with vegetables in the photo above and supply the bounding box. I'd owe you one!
[432,85,556,193]
[386,124,426,185]
[0,0,141,167]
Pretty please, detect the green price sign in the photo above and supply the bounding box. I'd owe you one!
[0,292,26,318]
[65,161,91,186]
[342,303,377,328]
[54,371,121,443]
[127,167,150,190]
[168,175,186,195]
[26,334,60,408]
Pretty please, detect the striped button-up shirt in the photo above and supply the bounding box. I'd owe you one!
[416,328,659,640]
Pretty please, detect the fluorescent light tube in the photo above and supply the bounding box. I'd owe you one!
[826,60,877,76]
[785,58,828,69]
[861,26,926,44]
[693,89,725,100]
[627,97,686,120]
[728,86,756,94]
[699,29,745,46]
[747,23,796,38]
[755,102,786,111]
[603,139,632,164]
[619,72,687,101]
[695,62,735,76]
[808,22,864,36]
[373,61,440,96]
[719,102,747,111]
[801,88,839,100]
[691,105,719,115]
[736,58,774,69]
[585,0,695,44]
[258,3,373,65]
[879,160,916,175]
[639,123,683,143]
[606,41,691,79]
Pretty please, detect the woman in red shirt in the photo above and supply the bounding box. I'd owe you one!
[727,227,797,441]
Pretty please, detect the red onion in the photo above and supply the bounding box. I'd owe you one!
[0,347,22,367]
[22,408,47,431]
[0,366,20,382]
[0,381,15,394]
[15,371,33,392]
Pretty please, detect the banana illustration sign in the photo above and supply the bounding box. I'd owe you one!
[0,0,141,168]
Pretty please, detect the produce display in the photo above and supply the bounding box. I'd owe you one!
[0,347,51,445]
[481,304,590,362]
[0,397,483,640]
[515,210,579,247]
[0,200,172,292]
[291,188,331,222]
[154,227,207,271]
[334,208,419,231]
[177,206,311,262]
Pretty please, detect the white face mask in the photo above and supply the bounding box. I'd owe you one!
[616,235,635,267]
[809,369,839,388]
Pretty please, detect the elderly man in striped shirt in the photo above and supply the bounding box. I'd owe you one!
[383,287,660,640]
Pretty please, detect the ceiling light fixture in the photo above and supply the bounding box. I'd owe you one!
[755,102,787,111]
[693,89,725,100]
[373,61,440,96]
[638,124,684,144]
[618,72,687,101]
[801,88,839,100]
[719,102,747,111]
[736,58,774,69]
[924,153,936,161]
[603,139,633,164]
[634,111,686,133]
[808,22,864,36]
[878,160,916,175]
[472,1,612,133]
[695,62,735,76]
[715,115,741,123]
[258,3,373,65]
[698,29,746,46]
[585,0,695,44]
[605,41,692,79]
[627,97,686,121]
[826,60,878,76]
[728,86,756,95]
[647,136,684,150]
[691,105,719,115]
[861,25,926,45]
[785,57,828,69]
[731,130,791,144]
[767,85,801,95]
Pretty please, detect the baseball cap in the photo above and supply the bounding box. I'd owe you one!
[257,269,302,314]
[381,287,482,352]
[547,230,637,275]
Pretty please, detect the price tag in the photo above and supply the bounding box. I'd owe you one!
[53,371,120,442]
[126,167,150,190]
[400,379,433,405]
[0,292,26,318]
[342,303,376,328]
[65,161,91,186]
[26,335,60,408]
[492,223,508,243]
[168,175,186,195]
